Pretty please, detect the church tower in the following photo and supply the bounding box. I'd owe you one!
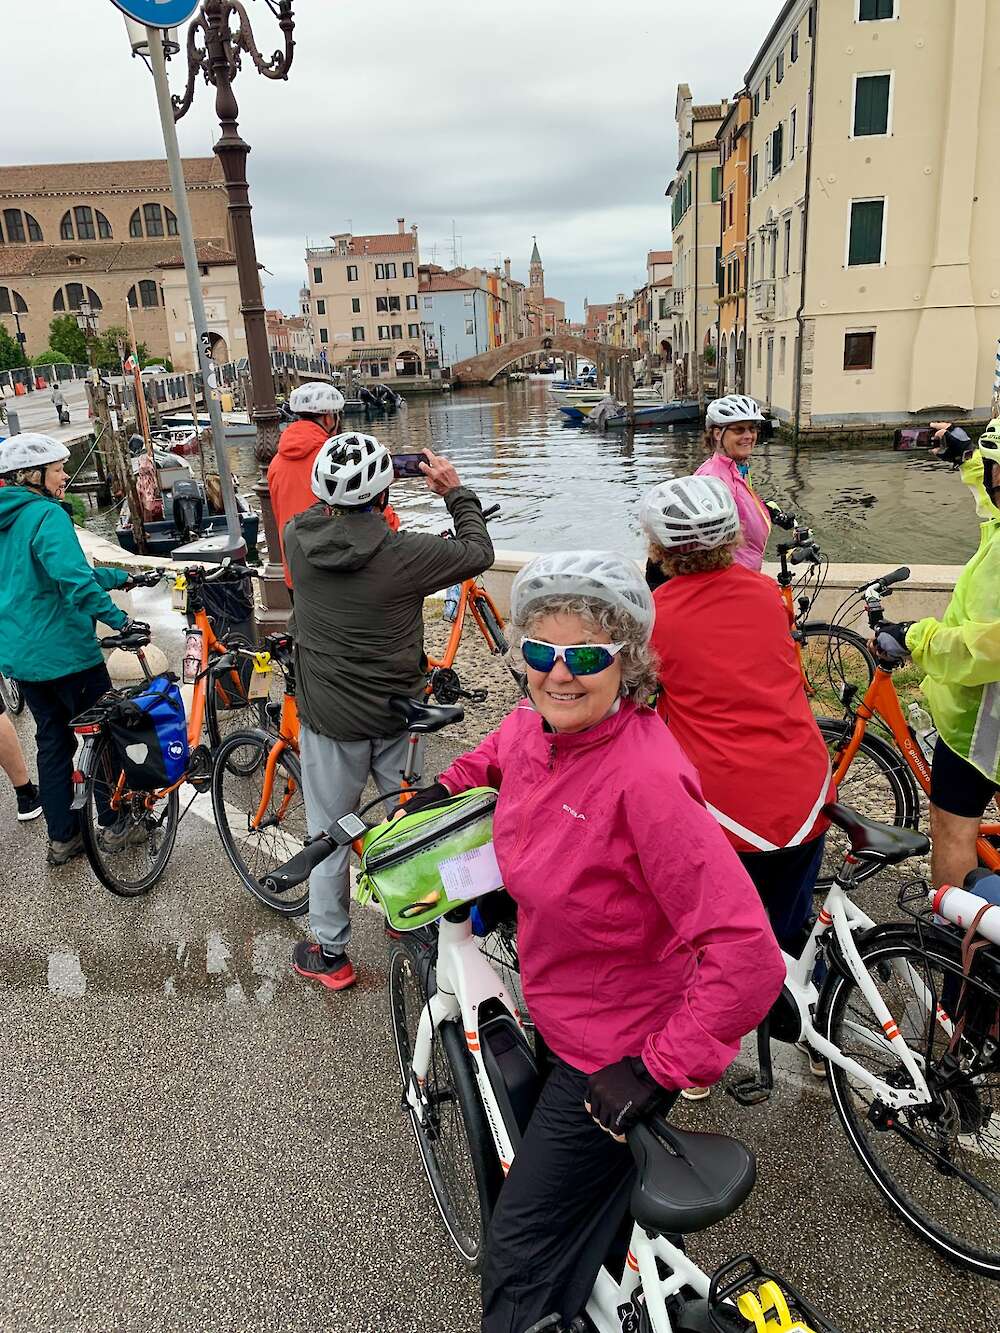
[529,237,544,303]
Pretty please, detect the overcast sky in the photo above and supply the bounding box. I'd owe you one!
[4,0,779,320]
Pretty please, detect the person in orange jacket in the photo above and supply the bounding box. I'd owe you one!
[267,381,400,585]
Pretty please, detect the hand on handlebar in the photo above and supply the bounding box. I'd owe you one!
[765,501,796,531]
[124,570,162,591]
[871,620,912,664]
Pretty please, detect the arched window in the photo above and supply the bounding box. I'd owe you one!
[0,287,28,315]
[128,280,159,309]
[53,285,102,312]
[165,207,178,236]
[60,207,113,241]
[129,208,143,238]
[143,202,164,237]
[1,208,43,244]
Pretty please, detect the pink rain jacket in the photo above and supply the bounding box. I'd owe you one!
[695,452,771,571]
[438,699,785,1091]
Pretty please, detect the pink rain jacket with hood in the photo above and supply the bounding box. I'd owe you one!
[438,699,785,1091]
[695,451,771,571]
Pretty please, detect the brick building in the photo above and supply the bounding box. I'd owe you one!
[0,158,246,369]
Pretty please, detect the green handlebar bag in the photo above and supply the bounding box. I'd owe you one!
[357,786,501,932]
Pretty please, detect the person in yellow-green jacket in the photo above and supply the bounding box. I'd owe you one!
[874,420,1000,889]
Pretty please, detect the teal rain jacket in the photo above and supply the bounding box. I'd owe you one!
[0,485,128,683]
[906,451,1000,783]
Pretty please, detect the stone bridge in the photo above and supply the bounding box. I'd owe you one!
[451,334,634,385]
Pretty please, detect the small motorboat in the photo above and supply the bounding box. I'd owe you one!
[358,384,405,414]
[559,399,701,427]
[151,424,201,456]
[116,477,260,560]
[158,411,255,443]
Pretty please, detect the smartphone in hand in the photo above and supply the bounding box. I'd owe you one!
[392,451,428,479]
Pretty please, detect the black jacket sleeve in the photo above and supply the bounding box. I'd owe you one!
[396,486,495,597]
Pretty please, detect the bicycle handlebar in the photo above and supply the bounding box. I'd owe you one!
[481,504,501,521]
[791,543,821,566]
[262,834,336,891]
[182,559,259,583]
[878,565,911,590]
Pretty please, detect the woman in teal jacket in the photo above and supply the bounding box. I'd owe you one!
[0,434,138,864]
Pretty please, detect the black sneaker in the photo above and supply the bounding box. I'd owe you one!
[15,783,42,822]
[292,940,356,991]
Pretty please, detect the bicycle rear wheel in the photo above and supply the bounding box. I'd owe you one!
[819,927,1000,1278]
[0,674,24,715]
[815,717,921,891]
[210,728,309,915]
[79,734,179,897]
[388,936,499,1268]
[799,624,875,717]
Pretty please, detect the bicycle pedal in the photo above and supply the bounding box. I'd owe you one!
[186,744,213,793]
[464,688,489,703]
[726,1075,774,1106]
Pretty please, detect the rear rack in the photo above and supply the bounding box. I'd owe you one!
[708,1254,842,1333]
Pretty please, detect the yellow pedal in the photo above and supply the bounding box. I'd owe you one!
[736,1281,816,1333]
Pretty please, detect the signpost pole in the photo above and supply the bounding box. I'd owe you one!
[143,22,245,557]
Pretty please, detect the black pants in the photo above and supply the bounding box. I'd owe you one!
[738,834,825,954]
[20,663,111,842]
[482,1054,676,1333]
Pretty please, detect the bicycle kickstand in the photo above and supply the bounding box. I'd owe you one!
[726,1018,775,1106]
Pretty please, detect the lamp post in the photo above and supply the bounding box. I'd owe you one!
[75,297,99,368]
[172,0,295,469]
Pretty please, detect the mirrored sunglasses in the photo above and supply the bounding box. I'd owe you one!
[520,639,625,677]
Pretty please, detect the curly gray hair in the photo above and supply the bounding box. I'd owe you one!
[512,594,660,701]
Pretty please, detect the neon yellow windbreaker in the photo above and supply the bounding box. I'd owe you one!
[906,451,1000,783]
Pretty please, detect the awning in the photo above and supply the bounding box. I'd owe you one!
[340,347,391,363]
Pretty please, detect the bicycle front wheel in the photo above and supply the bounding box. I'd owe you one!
[204,641,276,754]
[818,927,1000,1278]
[0,674,24,714]
[79,734,179,897]
[388,936,499,1268]
[799,623,876,717]
[815,717,921,891]
[210,728,309,915]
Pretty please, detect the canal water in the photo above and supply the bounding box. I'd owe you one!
[100,382,980,564]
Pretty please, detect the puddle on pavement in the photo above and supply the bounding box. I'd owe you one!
[1,928,294,1004]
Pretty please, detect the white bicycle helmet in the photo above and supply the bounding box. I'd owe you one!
[0,432,70,473]
[639,476,740,552]
[288,381,345,417]
[978,418,1000,463]
[706,394,765,427]
[311,432,393,507]
[510,549,654,639]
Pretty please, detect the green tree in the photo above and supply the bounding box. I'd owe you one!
[48,314,88,365]
[0,323,27,371]
[93,325,149,372]
[31,350,71,367]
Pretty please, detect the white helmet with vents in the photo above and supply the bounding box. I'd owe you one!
[639,476,741,552]
[288,381,345,417]
[311,432,393,507]
[510,549,654,638]
[706,394,765,426]
[0,432,70,472]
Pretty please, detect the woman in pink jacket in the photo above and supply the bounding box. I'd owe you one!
[414,549,784,1333]
[695,394,773,571]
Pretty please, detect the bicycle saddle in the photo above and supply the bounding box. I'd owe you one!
[823,802,929,864]
[389,696,464,733]
[627,1119,756,1236]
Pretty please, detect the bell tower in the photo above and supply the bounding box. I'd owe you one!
[529,236,544,303]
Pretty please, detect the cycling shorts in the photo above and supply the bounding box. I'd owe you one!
[930,737,1000,819]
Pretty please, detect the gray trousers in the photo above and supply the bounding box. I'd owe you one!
[298,723,422,955]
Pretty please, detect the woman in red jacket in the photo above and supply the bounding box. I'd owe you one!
[640,475,834,1088]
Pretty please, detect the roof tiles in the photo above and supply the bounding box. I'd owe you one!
[0,158,222,197]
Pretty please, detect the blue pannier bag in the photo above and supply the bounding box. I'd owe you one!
[107,674,189,790]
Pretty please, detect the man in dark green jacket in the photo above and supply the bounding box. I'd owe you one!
[0,434,142,864]
[284,433,494,990]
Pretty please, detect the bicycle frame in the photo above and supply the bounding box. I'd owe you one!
[832,666,1000,870]
[427,578,508,671]
[406,915,762,1333]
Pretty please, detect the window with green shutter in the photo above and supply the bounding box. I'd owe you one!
[859,0,894,19]
[710,166,721,202]
[848,199,885,265]
[853,74,891,135]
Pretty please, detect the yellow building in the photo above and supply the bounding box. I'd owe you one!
[745,0,1000,432]
[667,86,726,400]
[717,94,751,393]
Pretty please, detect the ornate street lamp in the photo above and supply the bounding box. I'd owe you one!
[75,297,99,367]
[172,0,295,469]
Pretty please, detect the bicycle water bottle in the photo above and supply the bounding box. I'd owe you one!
[929,885,1000,947]
[907,703,938,763]
[442,584,461,623]
[182,627,203,685]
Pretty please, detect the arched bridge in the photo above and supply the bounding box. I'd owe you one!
[451,335,634,385]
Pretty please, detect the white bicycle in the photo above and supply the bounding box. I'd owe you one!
[729,803,1000,1280]
[265,712,840,1333]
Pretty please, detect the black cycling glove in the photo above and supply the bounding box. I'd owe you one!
[874,621,912,664]
[765,501,796,530]
[586,1056,668,1135]
[399,780,451,816]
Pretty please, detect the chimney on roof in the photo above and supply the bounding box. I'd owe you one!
[504,257,511,280]
[397,217,405,234]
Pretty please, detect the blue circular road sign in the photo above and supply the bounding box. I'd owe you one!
[111,0,202,26]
